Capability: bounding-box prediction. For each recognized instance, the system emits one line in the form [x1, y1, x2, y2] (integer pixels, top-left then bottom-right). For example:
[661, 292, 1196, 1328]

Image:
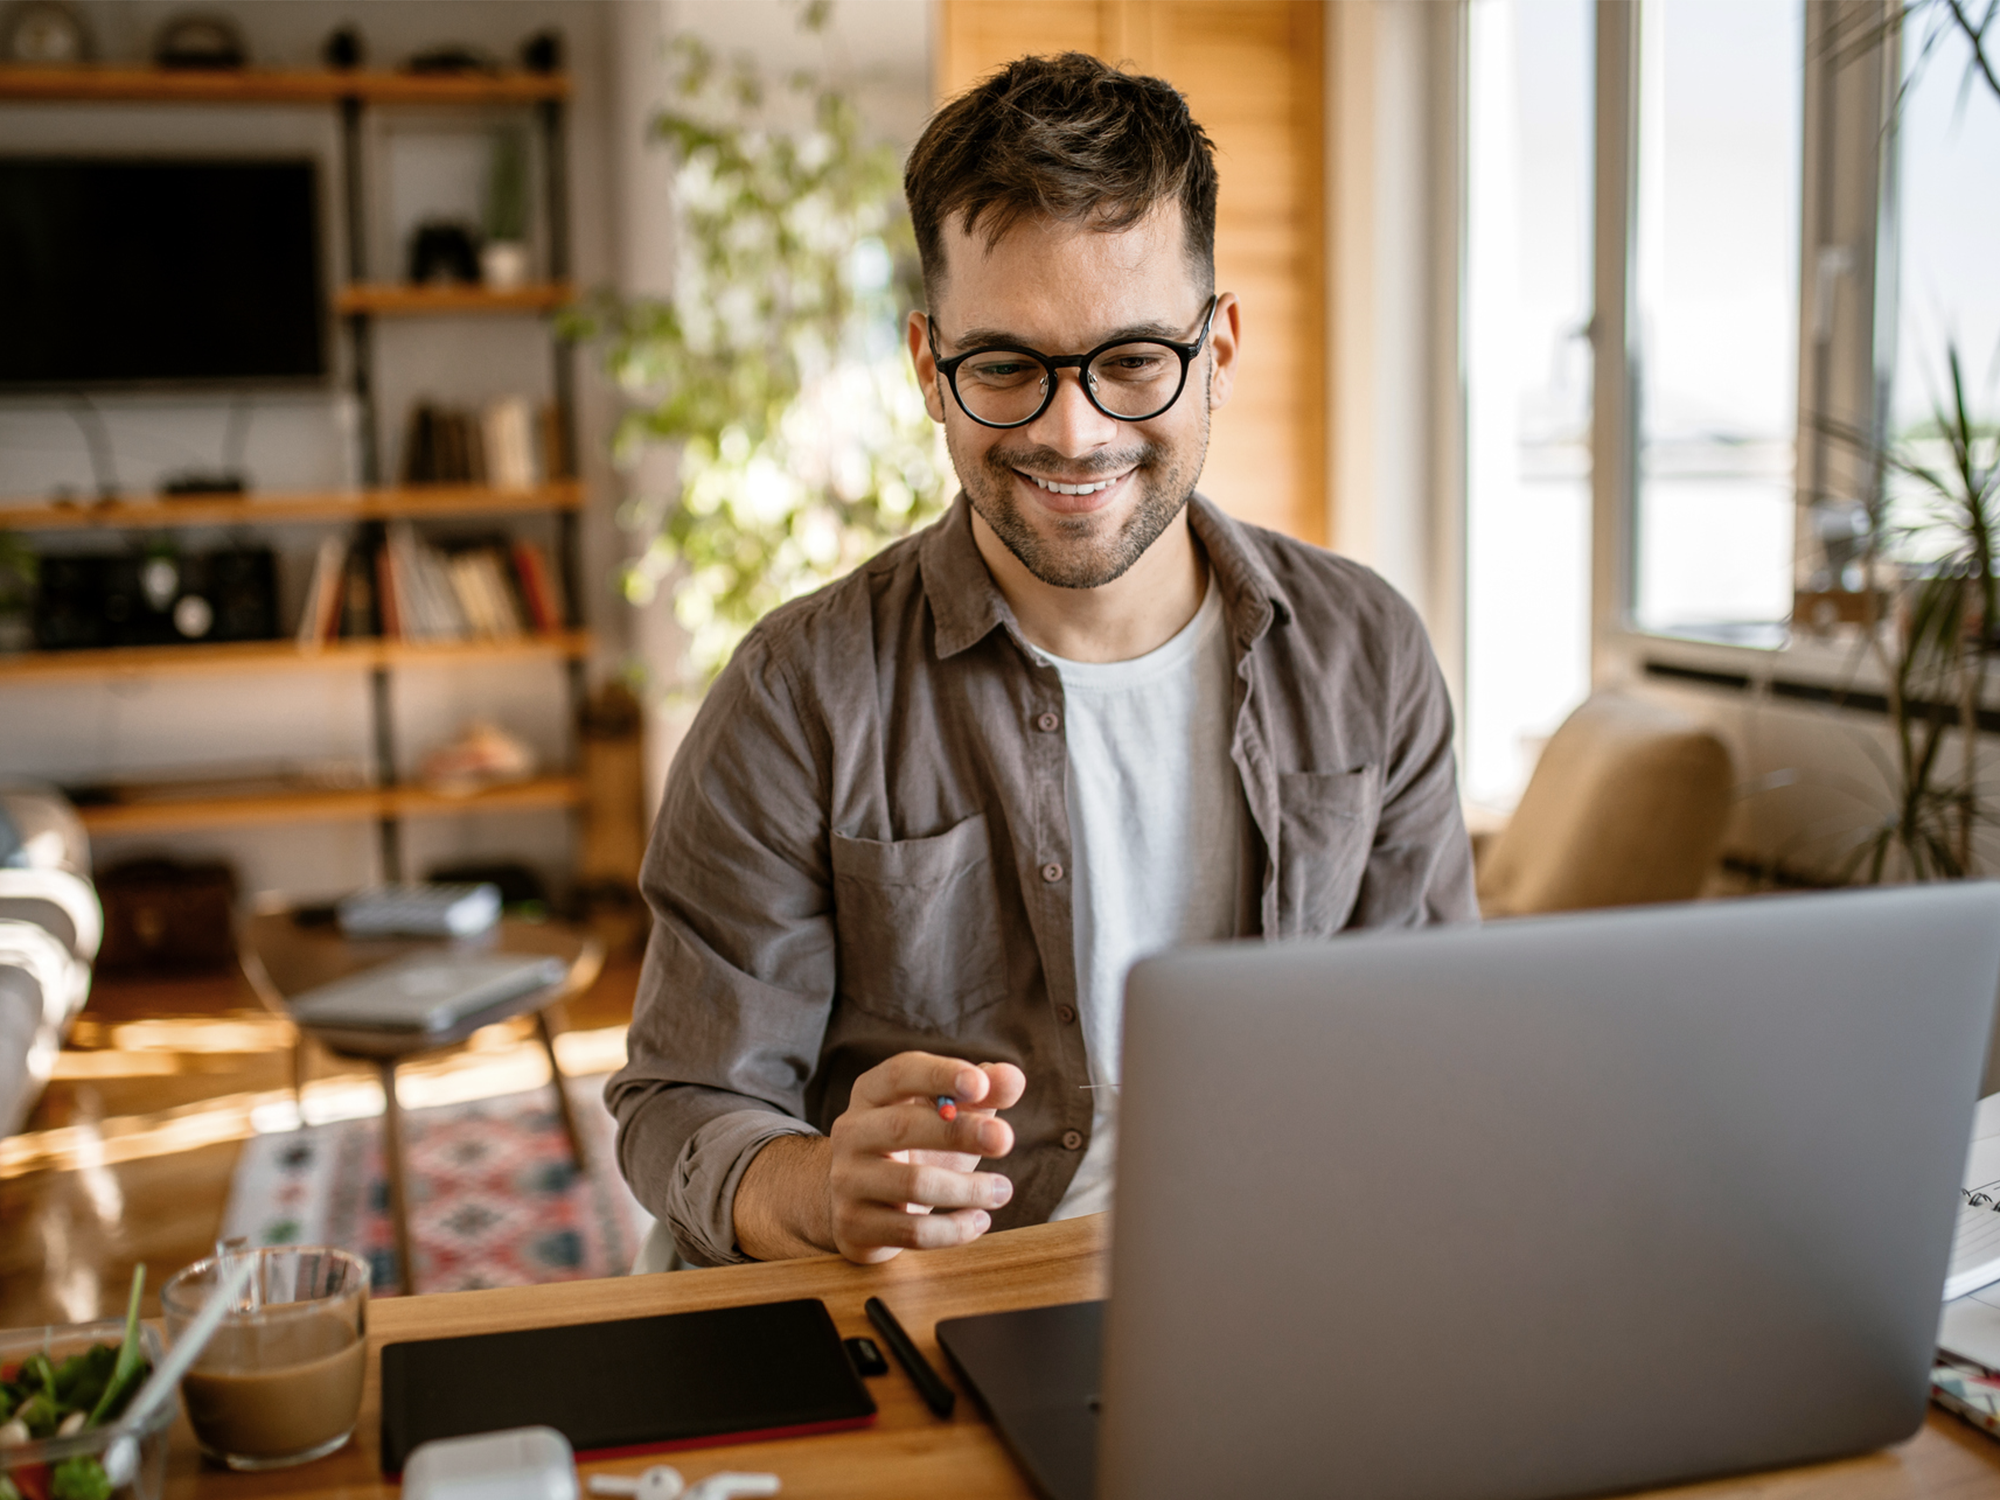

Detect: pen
[864, 1296, 956, 1419]
[934, 1094, 958, 1121]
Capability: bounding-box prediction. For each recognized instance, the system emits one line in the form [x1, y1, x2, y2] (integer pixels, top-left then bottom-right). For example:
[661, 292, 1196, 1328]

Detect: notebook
[286, 952, 566, 1032]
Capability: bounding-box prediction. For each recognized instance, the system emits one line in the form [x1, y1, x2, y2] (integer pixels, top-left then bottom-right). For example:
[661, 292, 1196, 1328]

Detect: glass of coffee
[161, 1245, 369, 1471]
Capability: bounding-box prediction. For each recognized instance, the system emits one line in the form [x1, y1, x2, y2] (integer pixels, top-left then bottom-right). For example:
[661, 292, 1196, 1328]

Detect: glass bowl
[0, 1319, 171, 1500]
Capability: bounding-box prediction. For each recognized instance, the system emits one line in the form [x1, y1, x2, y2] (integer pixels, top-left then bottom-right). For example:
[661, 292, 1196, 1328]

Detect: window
[1630, 0, 1803, 642]
[1464, 0, 1594, 806]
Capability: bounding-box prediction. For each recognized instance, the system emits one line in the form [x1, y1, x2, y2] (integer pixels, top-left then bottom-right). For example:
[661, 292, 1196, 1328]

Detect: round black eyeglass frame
[928, 294, 1221, 430]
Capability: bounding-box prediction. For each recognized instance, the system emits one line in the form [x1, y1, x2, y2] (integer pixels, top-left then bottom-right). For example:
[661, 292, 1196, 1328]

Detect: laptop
[286, 951, 567, 1032]
[938, 885, 2000, 1500]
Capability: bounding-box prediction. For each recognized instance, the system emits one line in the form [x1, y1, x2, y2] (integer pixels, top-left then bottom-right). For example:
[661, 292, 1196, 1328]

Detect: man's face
[908, 205, 1238, 591]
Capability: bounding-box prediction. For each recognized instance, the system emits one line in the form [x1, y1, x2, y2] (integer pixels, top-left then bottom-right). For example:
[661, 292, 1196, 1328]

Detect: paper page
[1946, 1095, 2000, 1301]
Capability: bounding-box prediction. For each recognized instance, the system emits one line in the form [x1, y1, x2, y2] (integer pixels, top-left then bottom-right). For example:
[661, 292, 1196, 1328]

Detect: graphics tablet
[379, 1299, 875, 1472]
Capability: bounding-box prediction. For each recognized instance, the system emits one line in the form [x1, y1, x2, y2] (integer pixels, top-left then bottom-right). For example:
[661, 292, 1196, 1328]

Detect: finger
[851, 1051, 986, 1111]
[840, 1100, 1011, 1160]
[838, 1156, 1015, 1213]
[836, 1203, 993, 1253]
[965, 1061, 1027, 1113]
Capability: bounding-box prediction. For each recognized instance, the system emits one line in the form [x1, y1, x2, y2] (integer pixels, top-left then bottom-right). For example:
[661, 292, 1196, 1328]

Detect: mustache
[982, 443, 1164, 480]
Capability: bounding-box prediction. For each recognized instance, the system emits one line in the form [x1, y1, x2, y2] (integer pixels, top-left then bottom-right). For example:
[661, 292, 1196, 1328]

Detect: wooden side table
[237, 908, 605, 1293]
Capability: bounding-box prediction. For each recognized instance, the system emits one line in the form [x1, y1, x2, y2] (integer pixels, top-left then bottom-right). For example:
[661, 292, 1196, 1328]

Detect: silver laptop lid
[1100, 885, 2000, 1500]
[287, 952, 565, 1032]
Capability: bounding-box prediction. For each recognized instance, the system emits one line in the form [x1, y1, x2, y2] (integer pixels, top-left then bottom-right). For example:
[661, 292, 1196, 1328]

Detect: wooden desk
[154, 1214, 2000, 1500]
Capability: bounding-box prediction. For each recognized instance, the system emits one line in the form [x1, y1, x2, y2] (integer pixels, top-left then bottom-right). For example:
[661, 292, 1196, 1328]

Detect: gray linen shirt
[607, 492, 1477, 1265]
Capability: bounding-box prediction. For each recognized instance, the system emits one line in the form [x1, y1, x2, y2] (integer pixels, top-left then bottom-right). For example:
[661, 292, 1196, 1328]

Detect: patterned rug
[220, 1074, 654, 1295]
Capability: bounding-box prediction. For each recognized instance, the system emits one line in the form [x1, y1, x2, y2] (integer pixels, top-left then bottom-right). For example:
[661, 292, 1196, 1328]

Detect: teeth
[1026, 472, 1126, 497]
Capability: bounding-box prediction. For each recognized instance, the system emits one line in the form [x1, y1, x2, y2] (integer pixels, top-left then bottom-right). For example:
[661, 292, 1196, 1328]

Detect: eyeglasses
[927, 295, 1220, 430]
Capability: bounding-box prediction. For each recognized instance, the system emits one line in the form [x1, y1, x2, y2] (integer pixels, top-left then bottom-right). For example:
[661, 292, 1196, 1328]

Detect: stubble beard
[948, 389, 1212, 592]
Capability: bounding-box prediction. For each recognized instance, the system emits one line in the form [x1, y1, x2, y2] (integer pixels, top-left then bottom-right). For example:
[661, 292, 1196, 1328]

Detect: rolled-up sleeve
[604, 627, 836, 1266]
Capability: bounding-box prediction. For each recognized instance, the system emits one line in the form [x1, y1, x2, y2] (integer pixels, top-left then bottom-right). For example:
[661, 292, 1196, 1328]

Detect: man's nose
[1022, 367, 1119, 455]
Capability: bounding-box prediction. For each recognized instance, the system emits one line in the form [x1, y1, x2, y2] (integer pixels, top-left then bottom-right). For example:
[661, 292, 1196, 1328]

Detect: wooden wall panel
[933, 0, 1327, 544]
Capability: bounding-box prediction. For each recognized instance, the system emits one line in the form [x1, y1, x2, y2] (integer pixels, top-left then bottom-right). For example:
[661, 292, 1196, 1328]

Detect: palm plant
[1818, 351, 2000, 881]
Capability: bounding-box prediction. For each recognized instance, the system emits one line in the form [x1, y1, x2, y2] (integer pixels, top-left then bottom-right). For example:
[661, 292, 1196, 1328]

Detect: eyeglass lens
[955, 342, 1185, 425]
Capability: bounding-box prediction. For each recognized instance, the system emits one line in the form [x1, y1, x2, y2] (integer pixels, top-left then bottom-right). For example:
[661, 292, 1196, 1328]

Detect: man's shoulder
[729, 519, 934, 679]
[1211, 507, 1429, 652]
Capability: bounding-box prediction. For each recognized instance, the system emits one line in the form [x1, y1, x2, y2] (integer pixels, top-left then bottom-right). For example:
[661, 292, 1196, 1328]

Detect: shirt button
[1056, 1004, 1077, 1025]
[1061, 1129, 1084, 1150]
[1037, 711, 1060, 732]
[1041, 861, 1064, 883]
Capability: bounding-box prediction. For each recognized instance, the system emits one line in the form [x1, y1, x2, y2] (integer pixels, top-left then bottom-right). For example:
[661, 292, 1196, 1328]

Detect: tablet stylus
[865, 1296, 956, 1419]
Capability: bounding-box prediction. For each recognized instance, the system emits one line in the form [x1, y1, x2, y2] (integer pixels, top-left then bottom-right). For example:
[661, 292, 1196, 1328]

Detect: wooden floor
[0, 948, 642, 1330]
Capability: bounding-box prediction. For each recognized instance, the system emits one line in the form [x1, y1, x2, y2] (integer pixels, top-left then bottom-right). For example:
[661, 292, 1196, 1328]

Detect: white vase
[480, 242, 530, 291]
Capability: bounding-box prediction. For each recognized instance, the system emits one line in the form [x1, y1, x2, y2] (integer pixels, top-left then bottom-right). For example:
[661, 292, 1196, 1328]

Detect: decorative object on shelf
[519, 29, 562, 76]
[566, 6, 947, 689]
[0, 0, 92, 64]
[161, 470, 247, 497]
[480, 127, 532, 291]
[95, 856, 238, 974]
[408, 220, 481, 286]
[420, 720, 536, 797]
[322, 23, 364, 71]
[32, 545, 277, 650]
[403, 43, 499, 77]
[153, 10, 247, 70]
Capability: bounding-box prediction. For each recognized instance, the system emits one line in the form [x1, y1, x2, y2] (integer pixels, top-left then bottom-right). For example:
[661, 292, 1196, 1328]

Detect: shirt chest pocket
[1274, 767, 1381, 936]
[829, 812, 1010, 1034]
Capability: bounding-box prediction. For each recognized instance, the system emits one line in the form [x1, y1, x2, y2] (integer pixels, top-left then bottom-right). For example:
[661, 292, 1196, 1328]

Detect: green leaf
[87, 1264, 146, 1428]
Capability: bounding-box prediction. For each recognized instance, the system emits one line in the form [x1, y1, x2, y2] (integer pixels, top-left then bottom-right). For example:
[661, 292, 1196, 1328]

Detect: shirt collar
[919, 490, 1295, 661]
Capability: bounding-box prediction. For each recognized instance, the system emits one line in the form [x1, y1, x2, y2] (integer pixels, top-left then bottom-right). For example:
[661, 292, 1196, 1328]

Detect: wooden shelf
[0, 65, 568, 105]
[335, 283, 573, 317]
[76, 774, 585, 836]
[0, 481, 584, 533]
[0, 630, 591, 684]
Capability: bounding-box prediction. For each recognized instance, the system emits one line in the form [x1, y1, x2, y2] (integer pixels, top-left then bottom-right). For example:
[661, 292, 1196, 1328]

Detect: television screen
[0, 157, 325, 388]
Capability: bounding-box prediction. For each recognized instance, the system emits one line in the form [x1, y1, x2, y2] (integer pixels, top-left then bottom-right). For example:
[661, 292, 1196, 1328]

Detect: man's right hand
[733, 1052, 1025, 1264]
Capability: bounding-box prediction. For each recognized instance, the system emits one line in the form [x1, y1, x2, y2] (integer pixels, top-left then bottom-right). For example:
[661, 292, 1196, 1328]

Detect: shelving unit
[75, 775, 586, 837]
[0, 481, 584, 533]
[0, 63, 589, 883]
[0, 630, 592, 685]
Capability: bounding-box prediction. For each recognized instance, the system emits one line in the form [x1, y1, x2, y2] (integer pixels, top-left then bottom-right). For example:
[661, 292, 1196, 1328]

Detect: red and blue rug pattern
[221, 1075, 654, 1295]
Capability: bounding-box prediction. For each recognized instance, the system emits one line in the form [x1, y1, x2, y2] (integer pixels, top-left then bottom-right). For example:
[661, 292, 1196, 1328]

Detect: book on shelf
[293, 525, 563, 647]
[401, 395, 551, 488]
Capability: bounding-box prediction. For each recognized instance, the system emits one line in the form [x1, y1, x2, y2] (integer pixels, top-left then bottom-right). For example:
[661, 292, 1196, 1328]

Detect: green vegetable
[0, 1474, 21, 1500]
[86, 1266, 145, 1428]
[50, 1456, 113, 1500]
[52, 1348, 113, 1417]
[19, 1355, 54, 1397]
[15, 1390, 58, 1437]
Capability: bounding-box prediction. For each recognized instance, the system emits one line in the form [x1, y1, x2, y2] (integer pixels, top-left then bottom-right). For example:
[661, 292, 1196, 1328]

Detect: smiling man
[608, 53, 1477, 1267]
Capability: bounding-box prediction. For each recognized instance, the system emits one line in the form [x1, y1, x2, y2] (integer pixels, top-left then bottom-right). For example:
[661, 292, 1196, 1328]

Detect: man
[609, 52, 1476, 1268]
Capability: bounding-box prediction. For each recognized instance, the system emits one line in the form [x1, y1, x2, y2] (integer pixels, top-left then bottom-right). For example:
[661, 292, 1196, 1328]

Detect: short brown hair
[903, 52, 1219, 302]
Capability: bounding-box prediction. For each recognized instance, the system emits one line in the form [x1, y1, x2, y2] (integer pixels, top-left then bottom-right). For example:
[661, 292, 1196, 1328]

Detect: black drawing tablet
[379, 1298, 876, 1472]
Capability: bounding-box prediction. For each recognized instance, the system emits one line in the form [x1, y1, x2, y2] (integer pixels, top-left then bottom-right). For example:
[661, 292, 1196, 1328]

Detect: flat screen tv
[0, 157, 325, 388]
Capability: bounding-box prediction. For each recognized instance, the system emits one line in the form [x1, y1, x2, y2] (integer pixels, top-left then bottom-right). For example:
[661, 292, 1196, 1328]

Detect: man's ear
[907, 310, 946, 423]
[1205, 292, 1241, 411]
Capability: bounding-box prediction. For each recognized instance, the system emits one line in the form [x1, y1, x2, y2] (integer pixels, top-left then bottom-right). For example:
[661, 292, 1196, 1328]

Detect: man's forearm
[732, 1133, 836, 1260]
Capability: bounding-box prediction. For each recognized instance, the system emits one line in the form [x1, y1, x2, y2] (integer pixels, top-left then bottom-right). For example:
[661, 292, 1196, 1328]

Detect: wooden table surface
[146, 1213, 2000, 1500]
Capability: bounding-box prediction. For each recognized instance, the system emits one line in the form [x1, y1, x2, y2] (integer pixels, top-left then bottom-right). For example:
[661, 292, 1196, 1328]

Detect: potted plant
[565, 3, 947, 692]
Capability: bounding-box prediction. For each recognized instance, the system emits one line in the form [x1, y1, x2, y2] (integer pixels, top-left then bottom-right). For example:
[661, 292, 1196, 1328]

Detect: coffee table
[237, 908, 604, 1293]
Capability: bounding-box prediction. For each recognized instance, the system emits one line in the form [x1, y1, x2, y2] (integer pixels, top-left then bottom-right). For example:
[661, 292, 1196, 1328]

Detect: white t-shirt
[1039, 579, 1247, 1220]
